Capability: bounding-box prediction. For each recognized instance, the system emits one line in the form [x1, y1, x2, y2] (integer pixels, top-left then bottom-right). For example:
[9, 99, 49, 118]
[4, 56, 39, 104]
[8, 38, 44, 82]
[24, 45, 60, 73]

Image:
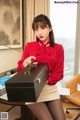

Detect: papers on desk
[56, 81, 70, 95]
[0, 76, 11, 86]
[0, 76, 12, 96]
[77, 83, 80, 91]
[0, 93, 8, 100]
[57, 88, 70, 95]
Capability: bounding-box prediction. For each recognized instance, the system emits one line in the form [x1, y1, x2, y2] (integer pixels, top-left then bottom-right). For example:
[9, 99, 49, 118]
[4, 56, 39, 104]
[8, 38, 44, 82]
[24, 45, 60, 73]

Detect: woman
[17, 14, 66, 120]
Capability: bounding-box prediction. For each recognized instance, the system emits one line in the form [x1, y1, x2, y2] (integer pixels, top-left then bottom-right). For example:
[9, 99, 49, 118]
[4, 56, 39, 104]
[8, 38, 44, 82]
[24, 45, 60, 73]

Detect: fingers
[29, 56, 36, 59]
[33, 62, 38, 65]
[23, 56, 36, 67]
[23, 60, 28, 67]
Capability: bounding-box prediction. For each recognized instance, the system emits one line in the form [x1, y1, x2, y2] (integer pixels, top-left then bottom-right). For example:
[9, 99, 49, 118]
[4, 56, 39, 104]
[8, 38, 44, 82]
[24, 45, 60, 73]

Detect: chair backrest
[65, 74, 80, 94]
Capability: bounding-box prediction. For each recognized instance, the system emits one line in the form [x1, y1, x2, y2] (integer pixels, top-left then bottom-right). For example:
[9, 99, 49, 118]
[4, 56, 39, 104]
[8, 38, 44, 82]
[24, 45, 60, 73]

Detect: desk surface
[0, 93, 25, 106]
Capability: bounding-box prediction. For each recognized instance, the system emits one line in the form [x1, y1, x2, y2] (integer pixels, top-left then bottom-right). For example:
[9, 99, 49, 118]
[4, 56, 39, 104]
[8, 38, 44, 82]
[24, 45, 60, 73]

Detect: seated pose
[17, 14, 66, 120]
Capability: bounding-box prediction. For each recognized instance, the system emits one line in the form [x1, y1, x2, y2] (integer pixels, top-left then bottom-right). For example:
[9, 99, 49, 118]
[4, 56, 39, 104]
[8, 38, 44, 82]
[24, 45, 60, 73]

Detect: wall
[0, 0, 22, 73]
[0, 49, 22, 73]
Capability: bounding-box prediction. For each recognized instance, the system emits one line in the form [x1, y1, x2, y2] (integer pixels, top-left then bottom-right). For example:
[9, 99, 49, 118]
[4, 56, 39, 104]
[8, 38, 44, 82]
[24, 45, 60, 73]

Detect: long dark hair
[32, 14, 55, 46]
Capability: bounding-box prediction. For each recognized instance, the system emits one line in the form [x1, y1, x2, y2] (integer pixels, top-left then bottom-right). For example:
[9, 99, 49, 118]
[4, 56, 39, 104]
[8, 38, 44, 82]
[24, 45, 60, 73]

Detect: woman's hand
[23, 56, 36, 67]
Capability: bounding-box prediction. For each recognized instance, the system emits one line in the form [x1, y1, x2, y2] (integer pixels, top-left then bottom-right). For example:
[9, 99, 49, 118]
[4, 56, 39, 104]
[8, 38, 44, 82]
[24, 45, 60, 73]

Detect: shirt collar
[38, 40, 50, 47]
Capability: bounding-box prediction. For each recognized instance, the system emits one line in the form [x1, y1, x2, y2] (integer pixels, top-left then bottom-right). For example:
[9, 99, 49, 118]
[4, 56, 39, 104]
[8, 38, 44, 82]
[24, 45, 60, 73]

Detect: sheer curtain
[24, 0, 50, 43]
[74, 2, 80, 75]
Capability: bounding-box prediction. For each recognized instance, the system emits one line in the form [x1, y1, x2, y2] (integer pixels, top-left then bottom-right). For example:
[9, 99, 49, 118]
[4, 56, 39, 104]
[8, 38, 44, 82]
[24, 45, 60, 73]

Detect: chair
[65, 74, 80, 120]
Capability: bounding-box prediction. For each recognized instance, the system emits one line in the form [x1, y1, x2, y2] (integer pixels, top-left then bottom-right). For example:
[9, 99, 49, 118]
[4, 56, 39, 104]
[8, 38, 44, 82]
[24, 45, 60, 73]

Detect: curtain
[74, 2, 80, 75]
[24, 0, 50, 44]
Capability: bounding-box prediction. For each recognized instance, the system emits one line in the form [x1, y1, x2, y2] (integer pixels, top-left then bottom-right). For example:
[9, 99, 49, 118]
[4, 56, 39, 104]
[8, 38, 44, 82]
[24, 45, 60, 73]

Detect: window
[50, 0, 77, 81]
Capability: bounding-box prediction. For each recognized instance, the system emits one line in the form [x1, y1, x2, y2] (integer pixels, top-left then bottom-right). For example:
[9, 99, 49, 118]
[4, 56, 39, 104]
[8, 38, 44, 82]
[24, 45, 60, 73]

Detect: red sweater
[17, 40, 64, 85]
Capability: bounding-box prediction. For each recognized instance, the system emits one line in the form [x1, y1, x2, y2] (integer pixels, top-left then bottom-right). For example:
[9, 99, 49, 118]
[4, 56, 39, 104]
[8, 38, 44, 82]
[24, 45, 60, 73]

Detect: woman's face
[34, 24, 52, 44]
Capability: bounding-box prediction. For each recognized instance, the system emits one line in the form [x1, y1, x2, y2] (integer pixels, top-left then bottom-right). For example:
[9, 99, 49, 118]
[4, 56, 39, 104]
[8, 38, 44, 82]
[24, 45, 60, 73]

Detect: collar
[38, 40, 50, 47]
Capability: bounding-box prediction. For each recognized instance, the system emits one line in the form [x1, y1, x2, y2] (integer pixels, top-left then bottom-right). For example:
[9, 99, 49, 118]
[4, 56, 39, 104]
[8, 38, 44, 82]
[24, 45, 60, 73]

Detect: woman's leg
[27, 102, 54, 120]
[47, 99, 66, 120]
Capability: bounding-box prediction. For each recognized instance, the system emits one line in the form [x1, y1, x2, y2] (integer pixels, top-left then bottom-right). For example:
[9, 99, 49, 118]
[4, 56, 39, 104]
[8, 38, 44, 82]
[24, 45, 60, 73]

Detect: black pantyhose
[27, 99, 66, 120]
[46, 99, 66, 120]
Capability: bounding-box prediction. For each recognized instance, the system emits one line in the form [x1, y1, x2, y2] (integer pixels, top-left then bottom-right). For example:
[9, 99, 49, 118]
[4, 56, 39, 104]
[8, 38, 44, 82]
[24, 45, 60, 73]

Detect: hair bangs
[33, 21, 48, 30]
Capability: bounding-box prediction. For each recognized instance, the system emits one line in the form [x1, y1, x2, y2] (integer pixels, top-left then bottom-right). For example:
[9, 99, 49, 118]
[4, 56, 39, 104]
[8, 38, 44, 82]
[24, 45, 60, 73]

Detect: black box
[5, 64, 48, 102]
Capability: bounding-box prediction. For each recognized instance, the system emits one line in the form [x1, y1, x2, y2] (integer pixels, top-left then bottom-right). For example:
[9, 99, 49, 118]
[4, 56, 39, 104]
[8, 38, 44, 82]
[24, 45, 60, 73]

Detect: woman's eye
[35, 28, 38, 31]
[41, 26, 45, 29]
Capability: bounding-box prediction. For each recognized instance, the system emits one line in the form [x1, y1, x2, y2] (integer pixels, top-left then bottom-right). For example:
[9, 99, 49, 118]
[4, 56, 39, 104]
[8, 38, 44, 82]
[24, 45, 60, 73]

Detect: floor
[8, 106, 20, 120]
[62, 100, 80, 120]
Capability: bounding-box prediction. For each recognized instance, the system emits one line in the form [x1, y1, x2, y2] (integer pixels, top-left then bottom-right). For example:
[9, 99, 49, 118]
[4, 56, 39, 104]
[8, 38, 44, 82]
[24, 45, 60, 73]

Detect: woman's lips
[39, 36, 44, 39]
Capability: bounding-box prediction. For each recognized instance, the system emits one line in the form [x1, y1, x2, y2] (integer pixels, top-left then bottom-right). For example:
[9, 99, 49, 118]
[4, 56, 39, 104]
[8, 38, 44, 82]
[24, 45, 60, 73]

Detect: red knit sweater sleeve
[16, 43, 29, 72]
[48, 45, 64, 85]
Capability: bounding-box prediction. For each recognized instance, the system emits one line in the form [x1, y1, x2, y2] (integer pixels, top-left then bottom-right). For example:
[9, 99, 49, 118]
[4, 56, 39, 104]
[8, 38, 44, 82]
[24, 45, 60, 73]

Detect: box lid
[5, 64, 48, 88]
